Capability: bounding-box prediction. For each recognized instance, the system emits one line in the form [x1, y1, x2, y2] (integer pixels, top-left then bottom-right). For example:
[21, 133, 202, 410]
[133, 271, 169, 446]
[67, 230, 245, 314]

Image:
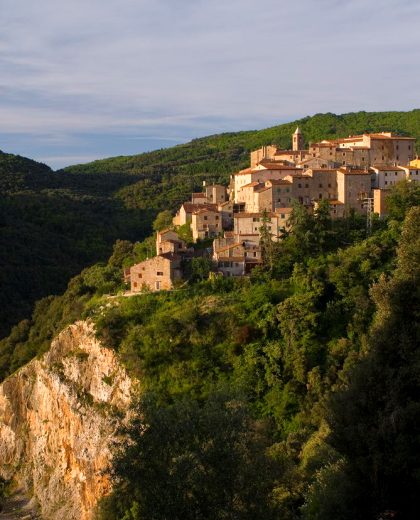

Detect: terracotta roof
[234, 212, 276, 218]
[237, 167, 256, 175]
[158, 227, 176, 236]
[370, 166, 403, 171]
[242, 181, 262, 188]
[338, 167, 370, 175]
[160, 252, 182, 262]
[182, 202, 218, 212]
[265, 179, 292, 185]
[215, 243, 243, 253]
[259, 161, 303, 170]
[309, 168, 337, 173]
[193, 207, 220, 215]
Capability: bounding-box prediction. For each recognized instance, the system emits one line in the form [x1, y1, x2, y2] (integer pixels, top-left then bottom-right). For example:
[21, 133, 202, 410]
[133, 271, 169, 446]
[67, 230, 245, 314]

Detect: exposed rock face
[0, 321, 133, 520]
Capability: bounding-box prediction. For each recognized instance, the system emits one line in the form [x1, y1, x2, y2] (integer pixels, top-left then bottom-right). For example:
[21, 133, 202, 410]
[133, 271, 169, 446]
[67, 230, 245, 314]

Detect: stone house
[234, 212, 280, 244]
[191, 207, 222, 241]
[336, 167, 372, 214]
[173, 202, 218, 226]
[373, 188, 391, 218]
[156, 229, 187, 255]
[213, 241, 262, 277]
[399, 166, 420, 183]
[370, 166, 408, 189]
[232, 164, 303, 202]
[130, 253, 183, 292]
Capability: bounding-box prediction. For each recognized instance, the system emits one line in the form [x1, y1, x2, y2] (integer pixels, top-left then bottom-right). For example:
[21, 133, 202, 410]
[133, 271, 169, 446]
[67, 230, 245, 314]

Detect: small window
[319, 183, 323, 188]
[157, 271, 163, 276]
[305, 183, 309, 188]
[281, 213, 285, 219]
[395, 172, 398, 176]
[204, 216, 208, 220]
[133, 282, 138, 288]
[385, 181, 388, 185]
[215, 215, 219, 220]
[138, 273, 142, 279]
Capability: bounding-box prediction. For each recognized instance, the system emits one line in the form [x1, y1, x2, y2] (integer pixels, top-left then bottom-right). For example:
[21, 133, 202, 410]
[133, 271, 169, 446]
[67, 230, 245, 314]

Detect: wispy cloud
[0, 0, 419, 168]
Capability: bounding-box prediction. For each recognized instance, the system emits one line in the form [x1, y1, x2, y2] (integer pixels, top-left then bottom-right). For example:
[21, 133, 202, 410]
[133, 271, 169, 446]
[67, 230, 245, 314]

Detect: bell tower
[292, 127, 303, 151]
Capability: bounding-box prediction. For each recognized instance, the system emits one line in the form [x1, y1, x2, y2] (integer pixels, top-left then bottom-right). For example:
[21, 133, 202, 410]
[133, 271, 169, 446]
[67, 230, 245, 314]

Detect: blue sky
[0, 0, 419, 169]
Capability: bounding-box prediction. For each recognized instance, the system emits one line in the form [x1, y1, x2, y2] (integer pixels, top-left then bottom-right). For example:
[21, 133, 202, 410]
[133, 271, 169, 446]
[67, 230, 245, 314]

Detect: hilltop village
[125, 129, 419, 292]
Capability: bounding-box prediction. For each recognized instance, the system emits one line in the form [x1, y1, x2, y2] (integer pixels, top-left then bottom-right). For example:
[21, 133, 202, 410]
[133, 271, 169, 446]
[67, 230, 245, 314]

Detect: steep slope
[2, 110, 420, 340]
[0, 152, 152, 339]
[0, 321, 133, 520]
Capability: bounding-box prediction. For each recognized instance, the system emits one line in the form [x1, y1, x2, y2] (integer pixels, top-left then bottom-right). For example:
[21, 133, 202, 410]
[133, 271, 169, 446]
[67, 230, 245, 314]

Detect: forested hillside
[1, 179, 418, 519]
[2, 109, 420, 339]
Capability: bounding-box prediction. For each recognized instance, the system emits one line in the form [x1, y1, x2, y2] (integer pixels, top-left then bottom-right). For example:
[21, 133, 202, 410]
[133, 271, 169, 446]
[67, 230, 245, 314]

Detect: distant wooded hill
[1, 109, 419, 337]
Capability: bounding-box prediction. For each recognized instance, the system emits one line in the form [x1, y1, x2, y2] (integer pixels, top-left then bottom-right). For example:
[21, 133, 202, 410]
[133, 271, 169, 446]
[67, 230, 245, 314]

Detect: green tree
[99, 393, 279, 520]
[152, 210, 174, 232]
[317, 207, 420, 519]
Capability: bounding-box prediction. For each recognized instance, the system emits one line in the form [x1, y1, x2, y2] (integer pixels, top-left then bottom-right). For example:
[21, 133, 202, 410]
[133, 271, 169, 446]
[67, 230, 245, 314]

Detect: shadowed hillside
[1, 110, 419, 338]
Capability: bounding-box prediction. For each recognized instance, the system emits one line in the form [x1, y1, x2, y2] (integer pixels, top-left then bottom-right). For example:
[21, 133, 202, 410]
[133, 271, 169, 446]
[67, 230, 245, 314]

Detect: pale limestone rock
[0, 321, 134, 520]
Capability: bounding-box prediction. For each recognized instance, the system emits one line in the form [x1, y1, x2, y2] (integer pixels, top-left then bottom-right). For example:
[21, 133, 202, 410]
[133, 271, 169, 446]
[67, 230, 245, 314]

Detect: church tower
[292, 127, 304, 151]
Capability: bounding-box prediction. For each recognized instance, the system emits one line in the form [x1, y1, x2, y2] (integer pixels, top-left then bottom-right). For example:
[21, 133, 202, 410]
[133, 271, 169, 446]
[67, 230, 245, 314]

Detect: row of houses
[124, 129, 419, 292]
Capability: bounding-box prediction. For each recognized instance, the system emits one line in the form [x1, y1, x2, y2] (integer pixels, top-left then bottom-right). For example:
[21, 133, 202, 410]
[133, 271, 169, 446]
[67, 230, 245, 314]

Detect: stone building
[130, 254, 183, 292]
[156, 229, 188, 255]
[336, 167, 372, 214]
[191, 206, 222, 241]
[370, 166, 406, 189]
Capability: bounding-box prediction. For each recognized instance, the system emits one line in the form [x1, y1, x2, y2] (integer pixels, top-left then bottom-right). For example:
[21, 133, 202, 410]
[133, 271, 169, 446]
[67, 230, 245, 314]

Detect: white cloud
[0, 0, 419, 166]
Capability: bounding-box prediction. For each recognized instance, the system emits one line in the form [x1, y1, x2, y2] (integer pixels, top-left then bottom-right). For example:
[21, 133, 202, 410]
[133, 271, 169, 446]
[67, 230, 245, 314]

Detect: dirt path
[0, 490, 40, 520]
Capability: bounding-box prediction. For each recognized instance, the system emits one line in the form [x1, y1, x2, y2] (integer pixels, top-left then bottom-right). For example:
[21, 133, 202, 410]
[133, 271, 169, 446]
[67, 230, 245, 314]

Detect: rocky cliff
[0, 321, 133, 520]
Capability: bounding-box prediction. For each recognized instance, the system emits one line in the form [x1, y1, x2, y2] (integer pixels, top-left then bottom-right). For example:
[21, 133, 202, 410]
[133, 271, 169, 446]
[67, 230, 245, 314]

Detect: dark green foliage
[1, 110, 420, 518]
[99, 393, 279, 520]
[2, 110, 420, 339]
[310, 207, 420, 520]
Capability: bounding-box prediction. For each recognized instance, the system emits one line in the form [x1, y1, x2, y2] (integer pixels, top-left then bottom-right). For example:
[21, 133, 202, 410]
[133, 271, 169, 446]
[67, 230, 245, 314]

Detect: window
[305, 183, 309, 188]
[133, 282, 138, 288]
[385, 181, 388, 185]
[395, 172, 398, 176]
[319, 193, 322, 199]
[385, 172, 387, 176]
[157, 271, 163, 276]
[138, 273, 142, 279]
[253, 252, 257, 257]
[319, 183, 323, 188]
[328, 183, 331, 188]
[215, 216, 219, 220]
[155, 281, 160, 290]
[204, 216, 208, 220]
[281, 213, 285, 219]
[253, 217, 259, 222]
[298, 183, 302, 188]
